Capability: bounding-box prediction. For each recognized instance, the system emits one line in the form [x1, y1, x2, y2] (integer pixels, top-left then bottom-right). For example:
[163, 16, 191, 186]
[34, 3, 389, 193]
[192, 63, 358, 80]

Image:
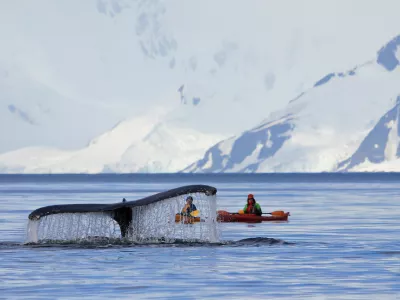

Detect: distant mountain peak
[377, 34, 400, 71]
[184, 33, 400, 173]
[337, 95, 400, 171]
[184, 114, 295, 173]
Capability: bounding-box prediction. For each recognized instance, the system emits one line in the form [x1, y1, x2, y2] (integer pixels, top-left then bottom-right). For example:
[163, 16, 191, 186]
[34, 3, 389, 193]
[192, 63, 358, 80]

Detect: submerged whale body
[28, 185, 217, 239]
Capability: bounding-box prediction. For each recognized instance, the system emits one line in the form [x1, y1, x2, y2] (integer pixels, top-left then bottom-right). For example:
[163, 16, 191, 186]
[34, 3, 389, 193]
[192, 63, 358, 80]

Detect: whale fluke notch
[28, 184, 217, 238]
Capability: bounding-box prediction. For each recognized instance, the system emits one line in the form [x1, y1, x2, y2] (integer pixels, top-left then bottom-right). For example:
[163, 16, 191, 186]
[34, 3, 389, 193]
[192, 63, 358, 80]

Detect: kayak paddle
[190, 210, 200, 217]
[263, 211, 286, 216]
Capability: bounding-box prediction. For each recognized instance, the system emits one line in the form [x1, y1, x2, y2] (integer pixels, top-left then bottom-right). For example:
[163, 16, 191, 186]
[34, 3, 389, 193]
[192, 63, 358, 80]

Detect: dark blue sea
[0, 173, 399, 299]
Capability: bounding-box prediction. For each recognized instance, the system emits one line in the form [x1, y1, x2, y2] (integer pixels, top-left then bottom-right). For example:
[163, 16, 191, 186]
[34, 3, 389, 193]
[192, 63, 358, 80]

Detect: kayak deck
[217, 210, 290, 223]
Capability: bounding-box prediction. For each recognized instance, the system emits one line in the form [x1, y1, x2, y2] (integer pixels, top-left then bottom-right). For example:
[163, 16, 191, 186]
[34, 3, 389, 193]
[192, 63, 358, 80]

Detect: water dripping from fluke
[25, 185, 220, 245]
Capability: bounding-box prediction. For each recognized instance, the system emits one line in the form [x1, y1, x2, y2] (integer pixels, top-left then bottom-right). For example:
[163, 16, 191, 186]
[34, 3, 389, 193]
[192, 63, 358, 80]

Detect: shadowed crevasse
[314, 73, 336, 87]
[8, 104, 36, 125]
[313, 68, 358, 89]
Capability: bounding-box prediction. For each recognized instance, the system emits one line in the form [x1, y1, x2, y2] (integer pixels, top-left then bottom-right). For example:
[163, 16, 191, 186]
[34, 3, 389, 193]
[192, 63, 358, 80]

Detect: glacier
[1, 1, 400, 172]
[0, 112, 223, 173]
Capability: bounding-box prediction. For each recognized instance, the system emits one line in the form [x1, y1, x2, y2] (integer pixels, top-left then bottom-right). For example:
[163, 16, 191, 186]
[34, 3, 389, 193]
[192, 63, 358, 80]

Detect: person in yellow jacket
[181, 196, 197, 216]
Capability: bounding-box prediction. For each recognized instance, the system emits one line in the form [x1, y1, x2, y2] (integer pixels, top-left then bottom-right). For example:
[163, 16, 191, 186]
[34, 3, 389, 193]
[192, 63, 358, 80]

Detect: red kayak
[217, 210, 290, 223]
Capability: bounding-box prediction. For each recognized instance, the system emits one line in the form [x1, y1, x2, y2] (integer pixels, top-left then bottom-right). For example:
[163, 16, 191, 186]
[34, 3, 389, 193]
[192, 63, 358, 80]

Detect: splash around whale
[26, 185, 220, 244]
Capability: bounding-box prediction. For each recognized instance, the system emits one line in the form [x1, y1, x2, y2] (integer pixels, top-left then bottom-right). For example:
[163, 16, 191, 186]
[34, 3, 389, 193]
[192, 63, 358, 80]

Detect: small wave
[1, 236, 294, 249]
[233, 237, 295, 246]
[0, 241, 23, 249]
[23, 236, 226, 249]
[375, 250, 400, 256]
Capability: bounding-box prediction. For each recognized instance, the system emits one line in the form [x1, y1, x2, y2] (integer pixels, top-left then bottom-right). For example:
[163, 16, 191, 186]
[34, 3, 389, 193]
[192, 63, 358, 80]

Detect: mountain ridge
[2, 0, 400, 153]
[184, 34, 400, 173]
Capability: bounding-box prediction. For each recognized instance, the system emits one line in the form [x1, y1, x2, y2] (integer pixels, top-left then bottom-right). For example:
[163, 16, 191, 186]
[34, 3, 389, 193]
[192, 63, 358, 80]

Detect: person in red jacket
[243, 194, 262, 216]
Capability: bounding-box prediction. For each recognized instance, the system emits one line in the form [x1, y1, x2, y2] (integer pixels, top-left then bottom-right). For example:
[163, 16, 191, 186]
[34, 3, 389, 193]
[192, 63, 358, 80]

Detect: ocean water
[0, 173, 399, 299]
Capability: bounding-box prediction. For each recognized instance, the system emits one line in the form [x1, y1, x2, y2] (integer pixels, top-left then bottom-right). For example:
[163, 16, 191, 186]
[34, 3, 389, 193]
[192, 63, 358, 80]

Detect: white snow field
[1, 0, 400, 172]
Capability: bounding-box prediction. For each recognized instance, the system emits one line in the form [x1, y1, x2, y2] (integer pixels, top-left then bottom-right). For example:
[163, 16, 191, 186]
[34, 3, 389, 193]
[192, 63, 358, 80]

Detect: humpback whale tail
[27, 185, 218, 244]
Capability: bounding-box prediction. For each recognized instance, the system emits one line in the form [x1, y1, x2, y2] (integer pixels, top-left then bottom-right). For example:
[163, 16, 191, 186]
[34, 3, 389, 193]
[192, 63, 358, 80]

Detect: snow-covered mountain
[2, 1, 400, 173]
[0, 62, 126, 153]
[184, 34, 400, 173]
[2, 0, 400, 154]
[0, 111, 223, 173]
[338, 96, 400, 172]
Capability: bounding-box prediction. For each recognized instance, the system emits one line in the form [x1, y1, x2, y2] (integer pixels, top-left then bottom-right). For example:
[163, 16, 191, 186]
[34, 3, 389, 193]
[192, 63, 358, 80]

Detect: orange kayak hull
[217, 210, 290, 223]
[174, 211, 290, 224]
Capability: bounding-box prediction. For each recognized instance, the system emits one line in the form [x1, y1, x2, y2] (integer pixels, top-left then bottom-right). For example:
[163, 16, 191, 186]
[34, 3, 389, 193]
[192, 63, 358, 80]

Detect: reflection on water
[0, 174, 399, 299]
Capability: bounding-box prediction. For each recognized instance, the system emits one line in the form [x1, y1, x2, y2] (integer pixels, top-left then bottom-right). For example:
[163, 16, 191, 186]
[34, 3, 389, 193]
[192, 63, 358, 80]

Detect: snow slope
[0, 110, 223, 173]
[338, 96, 400, 171]
[103, 122, 224, 173]
[0, 62, 126, 153]
[184, 34, 400, 173]
[350, 158, 400, 172]
[2, 0, 400, 154]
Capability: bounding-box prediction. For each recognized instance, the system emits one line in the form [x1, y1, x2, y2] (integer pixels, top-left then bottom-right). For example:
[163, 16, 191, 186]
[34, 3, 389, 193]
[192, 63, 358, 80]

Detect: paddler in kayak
[243, 194, 262, 216]
[181, 196, 197, 216]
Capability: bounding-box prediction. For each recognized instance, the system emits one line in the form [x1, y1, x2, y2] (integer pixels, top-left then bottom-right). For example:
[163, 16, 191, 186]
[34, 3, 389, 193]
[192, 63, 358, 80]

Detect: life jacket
[246, 199, 257, 214]
[187, 203, 196, 213]
[183, 203, 197, 214]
